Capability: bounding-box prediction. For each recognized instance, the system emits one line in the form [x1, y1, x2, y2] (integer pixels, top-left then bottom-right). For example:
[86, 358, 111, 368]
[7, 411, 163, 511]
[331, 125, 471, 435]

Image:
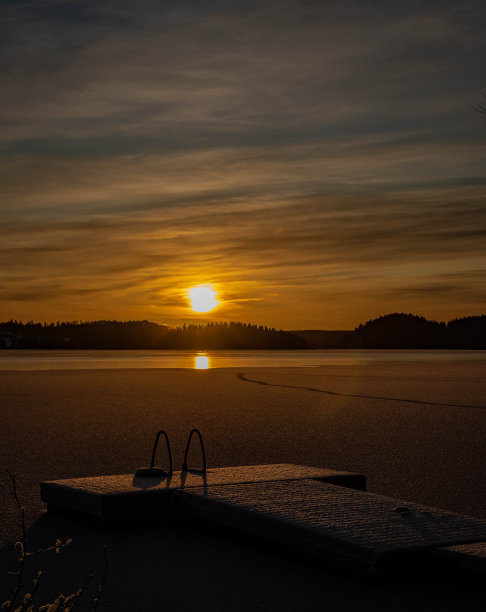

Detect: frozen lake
[1, 348, 485, 370]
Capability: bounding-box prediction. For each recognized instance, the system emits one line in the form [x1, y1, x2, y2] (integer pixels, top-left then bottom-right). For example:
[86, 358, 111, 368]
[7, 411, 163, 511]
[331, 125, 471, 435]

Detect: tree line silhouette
[0, 320, 305, 350]
[342, 313, 486, 349]
[0, 313, 484, 349]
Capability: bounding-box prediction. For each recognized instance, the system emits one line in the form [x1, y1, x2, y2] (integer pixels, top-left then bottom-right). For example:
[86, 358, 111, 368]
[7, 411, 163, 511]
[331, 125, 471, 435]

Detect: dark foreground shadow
[1, 511, 485, 612]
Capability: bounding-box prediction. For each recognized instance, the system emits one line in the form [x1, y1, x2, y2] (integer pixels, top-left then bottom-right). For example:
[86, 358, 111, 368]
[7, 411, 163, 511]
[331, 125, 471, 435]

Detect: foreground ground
[1, 362, 485, 610]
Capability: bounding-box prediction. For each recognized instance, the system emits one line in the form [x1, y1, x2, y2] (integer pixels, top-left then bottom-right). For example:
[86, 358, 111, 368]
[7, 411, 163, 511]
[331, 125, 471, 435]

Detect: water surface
[0, 349, 485, 370]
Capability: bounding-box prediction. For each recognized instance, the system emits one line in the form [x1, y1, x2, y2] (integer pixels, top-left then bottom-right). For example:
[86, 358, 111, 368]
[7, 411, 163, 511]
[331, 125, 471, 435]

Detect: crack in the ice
[236, 373, 486, 410]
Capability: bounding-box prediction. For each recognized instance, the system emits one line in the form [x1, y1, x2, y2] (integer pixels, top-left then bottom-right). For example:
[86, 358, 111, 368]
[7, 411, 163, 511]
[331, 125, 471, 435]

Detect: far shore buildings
[0, 333, 14, 348]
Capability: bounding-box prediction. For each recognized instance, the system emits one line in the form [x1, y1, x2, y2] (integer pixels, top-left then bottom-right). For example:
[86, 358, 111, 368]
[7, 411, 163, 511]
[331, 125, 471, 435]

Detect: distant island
[0, 313, 485, 349]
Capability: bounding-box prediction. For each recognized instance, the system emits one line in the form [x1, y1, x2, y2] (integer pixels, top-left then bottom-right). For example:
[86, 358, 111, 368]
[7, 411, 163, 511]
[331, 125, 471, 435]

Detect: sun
[188, 285, 219, 313]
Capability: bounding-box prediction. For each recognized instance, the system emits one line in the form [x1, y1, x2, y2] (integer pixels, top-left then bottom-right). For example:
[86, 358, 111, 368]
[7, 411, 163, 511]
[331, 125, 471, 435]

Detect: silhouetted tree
[2, 315, 485, 350]
[447, 315, 486, 349]
[0, 320, 305, 350]
[473, 93, 486, 116]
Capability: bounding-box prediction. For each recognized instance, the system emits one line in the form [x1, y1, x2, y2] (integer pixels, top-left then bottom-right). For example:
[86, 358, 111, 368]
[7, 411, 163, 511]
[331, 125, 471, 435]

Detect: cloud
[1, 0, 485, 327]
[2, 186, 485, 324]
[2, 1, 485, 152]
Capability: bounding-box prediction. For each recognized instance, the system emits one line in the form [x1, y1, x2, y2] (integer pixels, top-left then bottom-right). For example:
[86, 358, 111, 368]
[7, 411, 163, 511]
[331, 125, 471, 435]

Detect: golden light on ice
[188, 285, 219, 313]
[195, 354, 210, 369]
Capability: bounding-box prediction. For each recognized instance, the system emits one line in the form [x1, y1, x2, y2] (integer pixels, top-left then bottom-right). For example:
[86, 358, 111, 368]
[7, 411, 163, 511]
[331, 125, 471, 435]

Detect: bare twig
[5, 470, 27, 611]
[3, 471, 109, 611]
[68, 573, 94, 611]
[15, 570, 42, 612]
[472, 92, 486, 115]
[92, 546, 109, 611]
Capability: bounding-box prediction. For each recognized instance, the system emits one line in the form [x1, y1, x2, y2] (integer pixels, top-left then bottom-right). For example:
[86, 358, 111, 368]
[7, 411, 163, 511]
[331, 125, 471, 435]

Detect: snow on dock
[41, 463, 365, 521]
[174, 479, 486, 575]
[41, 464, 486, 576]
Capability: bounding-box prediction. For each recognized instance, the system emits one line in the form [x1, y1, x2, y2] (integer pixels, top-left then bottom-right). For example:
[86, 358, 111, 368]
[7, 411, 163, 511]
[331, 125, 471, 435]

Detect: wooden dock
[41, 464, 486, 576]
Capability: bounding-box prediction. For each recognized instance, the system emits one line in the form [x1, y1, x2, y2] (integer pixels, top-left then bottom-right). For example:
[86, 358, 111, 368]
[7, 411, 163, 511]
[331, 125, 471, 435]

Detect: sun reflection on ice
[195, 354, 210, 369]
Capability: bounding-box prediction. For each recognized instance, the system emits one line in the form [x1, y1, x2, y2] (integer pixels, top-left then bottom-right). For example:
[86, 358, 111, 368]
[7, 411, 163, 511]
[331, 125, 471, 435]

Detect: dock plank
[173, 479, 486, 575]
[41, 464, 365, 520]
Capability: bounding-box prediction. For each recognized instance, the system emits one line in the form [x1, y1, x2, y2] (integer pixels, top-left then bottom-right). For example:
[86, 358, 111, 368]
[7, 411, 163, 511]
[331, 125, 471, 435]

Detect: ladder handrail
[182, 428, 207, 473]
[150, 429, 173, 475]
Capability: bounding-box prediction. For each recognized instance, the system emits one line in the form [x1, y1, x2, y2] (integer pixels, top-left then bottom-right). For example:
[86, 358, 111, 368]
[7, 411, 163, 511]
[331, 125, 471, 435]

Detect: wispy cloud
[1, 0, 485, 327]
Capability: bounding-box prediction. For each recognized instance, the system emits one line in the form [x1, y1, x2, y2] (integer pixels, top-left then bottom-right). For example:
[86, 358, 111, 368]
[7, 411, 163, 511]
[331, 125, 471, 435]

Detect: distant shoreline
[1, 313, 485, 349]
[2, 346, 486, 351]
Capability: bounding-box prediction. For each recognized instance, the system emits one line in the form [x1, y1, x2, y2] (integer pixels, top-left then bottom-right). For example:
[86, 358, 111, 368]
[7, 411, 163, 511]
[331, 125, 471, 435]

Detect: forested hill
[1, 314, 485, 349]
[343, 313, 486, 349]
[0, 320, 305, 350]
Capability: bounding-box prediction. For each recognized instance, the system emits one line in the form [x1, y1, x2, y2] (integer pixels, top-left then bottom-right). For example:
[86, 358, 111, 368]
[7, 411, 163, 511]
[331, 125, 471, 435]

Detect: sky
[1, 0, 485, 330]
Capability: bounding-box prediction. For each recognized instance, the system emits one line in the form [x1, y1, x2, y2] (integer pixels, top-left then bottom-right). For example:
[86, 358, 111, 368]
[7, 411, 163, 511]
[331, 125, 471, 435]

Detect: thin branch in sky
[472, 92, 486, 114]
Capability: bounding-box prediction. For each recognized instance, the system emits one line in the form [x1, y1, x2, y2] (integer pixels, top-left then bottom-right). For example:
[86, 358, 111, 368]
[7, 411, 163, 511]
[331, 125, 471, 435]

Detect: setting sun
[188, 285, 219, 313]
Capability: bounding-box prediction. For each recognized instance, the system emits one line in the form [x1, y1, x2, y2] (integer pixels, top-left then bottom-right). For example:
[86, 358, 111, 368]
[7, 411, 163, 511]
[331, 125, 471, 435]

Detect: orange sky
[1, 1, 485, 329]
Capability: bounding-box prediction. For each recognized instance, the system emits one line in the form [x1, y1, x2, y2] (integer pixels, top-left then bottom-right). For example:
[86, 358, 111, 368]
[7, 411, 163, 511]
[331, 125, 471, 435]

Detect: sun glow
[188, 285, 219, 313]
[195, 354, 210, 369]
